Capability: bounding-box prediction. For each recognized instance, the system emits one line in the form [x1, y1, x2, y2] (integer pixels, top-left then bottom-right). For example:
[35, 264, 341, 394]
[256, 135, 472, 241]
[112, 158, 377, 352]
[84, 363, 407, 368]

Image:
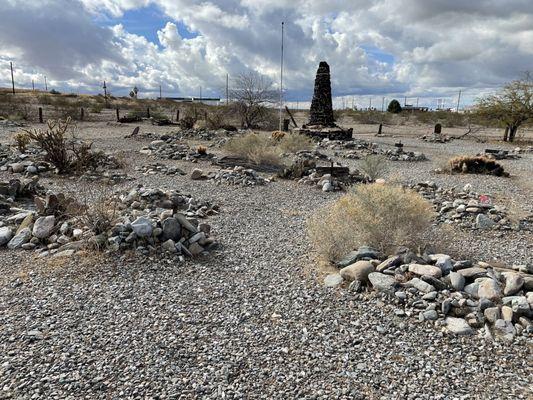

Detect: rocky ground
[0, 119, 532, 399]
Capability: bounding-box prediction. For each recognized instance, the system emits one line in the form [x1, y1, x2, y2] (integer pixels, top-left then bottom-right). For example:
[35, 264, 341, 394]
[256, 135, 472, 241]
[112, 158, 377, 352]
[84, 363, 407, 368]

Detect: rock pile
[410, 182, 531, 231]
[0, 184, 220, 259]
[209, 167, 269, 186]
[175, 128, 236, 142]
[298, 167, 368, 192]
[325, 245, 533, 341]
[320, 139, 427, 161]
[141, 139, 215, 162]
[136, 163, 186, 176]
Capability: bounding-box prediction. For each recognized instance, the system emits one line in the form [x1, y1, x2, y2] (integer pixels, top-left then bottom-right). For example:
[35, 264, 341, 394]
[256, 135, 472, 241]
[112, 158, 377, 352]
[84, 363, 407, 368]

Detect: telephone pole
[44, 76, 47, 91]
[279, 21, 285, 131]
[381, 97, 385, 112]
[10, 62, 15, 94]
[369, 97, 372, 110]
[159, 85, 162, 100]
[456, 90, 462, 113]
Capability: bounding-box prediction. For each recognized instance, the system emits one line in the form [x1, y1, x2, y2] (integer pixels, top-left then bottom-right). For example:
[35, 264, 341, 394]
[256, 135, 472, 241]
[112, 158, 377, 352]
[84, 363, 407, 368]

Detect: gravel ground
[0, 121, 532, 399]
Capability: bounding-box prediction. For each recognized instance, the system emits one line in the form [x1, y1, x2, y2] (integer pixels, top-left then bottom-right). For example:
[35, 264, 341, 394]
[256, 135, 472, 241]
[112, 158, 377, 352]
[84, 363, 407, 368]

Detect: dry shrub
[308, 183, 434, 262]
[358, 154, 388, 180]
[197, 145, 207, 155]
[206, 108, 229, 130]
[81, 187, 118, 235]
[224, 132, 282, 166]
[24, 117, 105, 173]
[13, 132, 31, 153]
[271, 131, 285, 141]
[448, 156, 507, 176]
[277, 132, 314, 153]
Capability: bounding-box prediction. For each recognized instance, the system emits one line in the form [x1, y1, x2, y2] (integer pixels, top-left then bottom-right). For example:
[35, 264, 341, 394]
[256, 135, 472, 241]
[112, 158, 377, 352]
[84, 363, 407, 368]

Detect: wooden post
[146, 107, 150, 118]
[284, 105, 298, 127]
[378, 123, 382, 135]
[10, 62, 15, 94]
[176, 109, 180, 121]
[204, 110, 208, 124]
[159, 85, 162, 100]
[80, 107, 84, 121]
[38, 107, 43, 123]
[282, 119, 290, 132]
[116, 108, 120, 122]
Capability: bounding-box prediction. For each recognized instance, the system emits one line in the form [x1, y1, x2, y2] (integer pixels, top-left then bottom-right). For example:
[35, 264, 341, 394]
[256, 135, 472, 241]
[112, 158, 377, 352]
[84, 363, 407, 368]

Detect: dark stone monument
[296, 61, 352, 141]
[309, 61, 335, 127]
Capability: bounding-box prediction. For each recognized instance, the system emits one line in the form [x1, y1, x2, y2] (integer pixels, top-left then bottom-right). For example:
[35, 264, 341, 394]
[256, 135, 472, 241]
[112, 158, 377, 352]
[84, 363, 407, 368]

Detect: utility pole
[159, 85, 162, 100]
[456, 90, 462, 113]
[199, 86, 202, 103]
[103, 81, 108, 107]
[32, 79, 35, 91]
[369, 97, 372, 110]
[279, 21, 285, 132]
[10, 62, 15, 94]
[226, 73, 229, 105]
[44, 76, 48, 91]
[416, 97, 419, 107]
[381, 97, 385, 112]
[404, 96, 407, 106]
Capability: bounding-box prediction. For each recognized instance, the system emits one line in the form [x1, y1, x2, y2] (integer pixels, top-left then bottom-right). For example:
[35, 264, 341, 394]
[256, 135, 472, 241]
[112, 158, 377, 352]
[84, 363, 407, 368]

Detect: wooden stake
[38, 107, 43, 123]
[116, 108, 120, 122]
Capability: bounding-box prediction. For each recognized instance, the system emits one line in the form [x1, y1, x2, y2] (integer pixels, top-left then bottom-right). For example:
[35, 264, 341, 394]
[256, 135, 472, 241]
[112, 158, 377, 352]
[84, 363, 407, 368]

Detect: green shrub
[387, 99, 402, 113]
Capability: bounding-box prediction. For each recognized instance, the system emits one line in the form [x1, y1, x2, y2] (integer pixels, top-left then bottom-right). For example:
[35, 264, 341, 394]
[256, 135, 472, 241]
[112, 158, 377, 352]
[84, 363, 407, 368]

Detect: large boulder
[445, 317, 473, 335]
[7, 227, 31, 249]
[162, 217, 181, 241]
[502, 273, 524, 296]
[32, 216, 55, 239]
[0, 227, 13, 246]
[368, 272, 397, 292]
[408, 263, 442, 278]
[340, 261, 375, 282]
[478, 278, 502, 301]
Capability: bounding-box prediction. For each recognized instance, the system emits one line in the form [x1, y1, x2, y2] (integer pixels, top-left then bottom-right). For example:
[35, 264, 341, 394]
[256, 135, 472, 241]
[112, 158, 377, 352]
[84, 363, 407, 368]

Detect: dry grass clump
[448, 155, 507, 176]
[224, 132, 282, 166]
[277, 132, 314, 153]
[224, 132, 314, 166]
[308, 183, 434, 262]
[358, 154, 388, 180]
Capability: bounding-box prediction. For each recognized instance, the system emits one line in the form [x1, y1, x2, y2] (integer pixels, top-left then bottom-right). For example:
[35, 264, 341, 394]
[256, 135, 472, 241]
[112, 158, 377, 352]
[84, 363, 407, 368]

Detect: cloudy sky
[1, 0, 532, 108]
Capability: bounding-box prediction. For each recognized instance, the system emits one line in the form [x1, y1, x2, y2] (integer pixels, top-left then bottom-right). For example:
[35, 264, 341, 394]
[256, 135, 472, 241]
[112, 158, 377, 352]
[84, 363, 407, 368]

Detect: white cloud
[1, 0, 532, 105]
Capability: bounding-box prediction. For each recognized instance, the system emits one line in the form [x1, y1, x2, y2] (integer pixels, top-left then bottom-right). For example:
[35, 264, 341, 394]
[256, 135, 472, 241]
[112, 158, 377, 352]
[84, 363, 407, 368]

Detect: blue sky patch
[361, 44, 395, 65]
[98, 4, 198, 45]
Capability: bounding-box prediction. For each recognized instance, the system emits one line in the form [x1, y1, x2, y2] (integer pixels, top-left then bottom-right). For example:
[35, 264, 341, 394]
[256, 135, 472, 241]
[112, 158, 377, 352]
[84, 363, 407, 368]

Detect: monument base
[295, 125, 353, 141]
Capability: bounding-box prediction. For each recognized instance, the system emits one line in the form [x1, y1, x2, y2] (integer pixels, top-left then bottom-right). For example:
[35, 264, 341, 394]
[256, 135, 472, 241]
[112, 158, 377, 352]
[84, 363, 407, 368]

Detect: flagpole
[279, 21, 284, 131]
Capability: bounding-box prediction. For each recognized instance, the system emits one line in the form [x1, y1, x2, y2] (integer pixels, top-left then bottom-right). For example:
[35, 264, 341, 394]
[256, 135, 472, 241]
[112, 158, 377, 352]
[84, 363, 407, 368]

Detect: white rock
[0, 227, 13, 246]
[324, 273, 343, 288]
[408, 263, 442, 278]
[478, 278, 502, 301]
[7, 228, 31, 249]
[131, 217, 153, 238]
[32, 216, 56, 239]
[445, 317, 473, 335]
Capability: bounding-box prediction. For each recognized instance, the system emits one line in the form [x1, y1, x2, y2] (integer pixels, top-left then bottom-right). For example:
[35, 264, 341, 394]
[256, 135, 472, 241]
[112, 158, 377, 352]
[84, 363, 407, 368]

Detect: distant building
[164, 97, 221, 106]
[402, 104, 429, 112]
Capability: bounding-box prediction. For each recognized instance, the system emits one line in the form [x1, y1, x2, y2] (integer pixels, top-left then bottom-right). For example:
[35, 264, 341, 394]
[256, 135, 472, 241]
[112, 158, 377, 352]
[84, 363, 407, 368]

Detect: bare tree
[230, 72, 277, 129]
[476, 72, 533, 142]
